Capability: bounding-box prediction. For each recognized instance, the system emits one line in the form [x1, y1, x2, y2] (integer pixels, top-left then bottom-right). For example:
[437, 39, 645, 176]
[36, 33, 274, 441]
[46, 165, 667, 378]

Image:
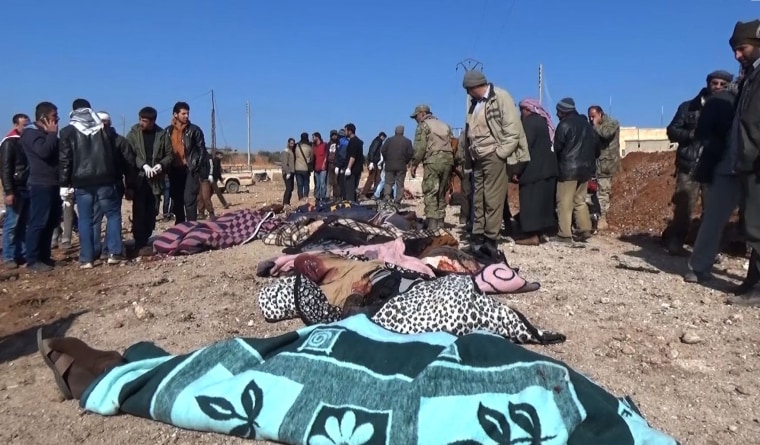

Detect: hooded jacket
[1, 129, 28, 194]
[59, 108, 118, 188]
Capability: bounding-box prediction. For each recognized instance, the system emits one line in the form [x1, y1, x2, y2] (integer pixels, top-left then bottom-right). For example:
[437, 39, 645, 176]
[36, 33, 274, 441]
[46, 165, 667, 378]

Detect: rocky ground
[1, 156, 759, 445]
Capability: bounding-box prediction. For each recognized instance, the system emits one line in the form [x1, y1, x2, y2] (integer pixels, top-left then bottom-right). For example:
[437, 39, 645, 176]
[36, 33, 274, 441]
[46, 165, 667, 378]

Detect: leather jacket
[667, 89, 708, 173]
[59, 124, 118, 188]
[554, 112, 598, 182]
[166, 122, 210, 177]
[1, 133, 28, 193]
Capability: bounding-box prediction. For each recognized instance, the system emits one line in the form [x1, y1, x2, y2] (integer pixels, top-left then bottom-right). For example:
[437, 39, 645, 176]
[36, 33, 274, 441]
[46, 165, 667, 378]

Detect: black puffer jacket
[59, 123, 118, 189]
[366, 136, 383, 165]
[553, 112, 598, 182]
[1, 133, 28, 193]
[667, 88, 709, 173]
[166, 122, 210, 177]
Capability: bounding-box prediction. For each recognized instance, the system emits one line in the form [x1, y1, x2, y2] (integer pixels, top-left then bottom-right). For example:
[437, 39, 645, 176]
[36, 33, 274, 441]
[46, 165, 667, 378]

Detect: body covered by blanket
[258, 270, 558, 344]
[153, 209, 283, 255]
[81, 315, 679, 444]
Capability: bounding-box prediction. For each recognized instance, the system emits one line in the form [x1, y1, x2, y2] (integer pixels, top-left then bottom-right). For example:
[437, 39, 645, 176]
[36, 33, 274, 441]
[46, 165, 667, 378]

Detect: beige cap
[410, 104, 431, 119]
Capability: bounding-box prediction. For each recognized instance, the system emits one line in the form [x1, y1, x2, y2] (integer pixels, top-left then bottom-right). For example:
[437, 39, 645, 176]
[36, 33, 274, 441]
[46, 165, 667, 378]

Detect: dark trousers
[169, 166, 200, 223]
[341, 172, 359, 202]
[25, 184, 61, 266]
[460, 170, 474, 226]
[360, 169, 380, 197]
[384, 170, 406, 204]
[133, 181, 157, 248]
[210, 181, 228, 207]
[740, 173, 760, 284]
[283, 174, 294, 205]
[294, 171, 310, 199]
[666, 171, 707, 245]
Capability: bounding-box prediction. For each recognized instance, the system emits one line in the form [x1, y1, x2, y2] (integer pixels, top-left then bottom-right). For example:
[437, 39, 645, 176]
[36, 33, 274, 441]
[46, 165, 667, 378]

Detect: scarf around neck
[70, 108, 104, 136]
[519, 98, 555, 143]
[171, 118, 189, 165]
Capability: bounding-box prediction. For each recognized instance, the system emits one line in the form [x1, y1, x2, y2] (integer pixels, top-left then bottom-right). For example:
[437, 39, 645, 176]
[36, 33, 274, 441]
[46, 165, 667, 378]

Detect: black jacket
[105, 127, 137, 192]
[380, 134, 414, 171]
[212, 157, 223, 181]
[693, 87, 738, 183]
[519, 113, 558, 184]
[59, 124, 119, 188]
[554, 112, 597, 182]
[367, 136, 383, 165]
[667, 88, 709, 173]
[166, 122, 210, 177]
[1, 133, 28, 194]
[735, 65, 760, 172]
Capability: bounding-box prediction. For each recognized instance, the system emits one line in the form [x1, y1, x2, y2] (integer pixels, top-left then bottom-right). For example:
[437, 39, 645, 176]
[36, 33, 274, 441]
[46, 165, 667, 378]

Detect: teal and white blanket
[81, 315, 678, 444]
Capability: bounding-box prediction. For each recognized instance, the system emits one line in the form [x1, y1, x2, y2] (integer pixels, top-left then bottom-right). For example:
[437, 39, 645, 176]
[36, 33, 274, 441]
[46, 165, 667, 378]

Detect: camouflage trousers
[597, 176, 613, 215]
[422, 162, 452, 219]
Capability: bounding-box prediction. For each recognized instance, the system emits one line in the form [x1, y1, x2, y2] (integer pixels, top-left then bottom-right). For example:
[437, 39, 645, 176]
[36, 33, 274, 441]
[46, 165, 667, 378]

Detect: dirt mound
[608, 151, 677, 235]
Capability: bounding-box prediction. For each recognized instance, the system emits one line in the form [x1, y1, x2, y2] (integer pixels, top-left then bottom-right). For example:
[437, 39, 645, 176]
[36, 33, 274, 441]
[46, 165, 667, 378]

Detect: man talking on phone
[21, 102, 61, 272]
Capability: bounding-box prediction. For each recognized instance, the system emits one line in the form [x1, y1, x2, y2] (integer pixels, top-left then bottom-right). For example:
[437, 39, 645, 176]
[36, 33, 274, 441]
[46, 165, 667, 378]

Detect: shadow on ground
[0, 311, 87, 364]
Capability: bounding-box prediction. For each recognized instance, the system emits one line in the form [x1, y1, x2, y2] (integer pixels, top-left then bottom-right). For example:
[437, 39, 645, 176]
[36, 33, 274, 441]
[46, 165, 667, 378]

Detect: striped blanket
[153, 209, 284, 255]
[81, 315, 678, 444]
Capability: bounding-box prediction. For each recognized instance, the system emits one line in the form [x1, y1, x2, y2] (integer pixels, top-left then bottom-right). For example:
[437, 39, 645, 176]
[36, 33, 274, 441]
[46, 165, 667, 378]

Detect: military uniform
[410, 105, 454, 230]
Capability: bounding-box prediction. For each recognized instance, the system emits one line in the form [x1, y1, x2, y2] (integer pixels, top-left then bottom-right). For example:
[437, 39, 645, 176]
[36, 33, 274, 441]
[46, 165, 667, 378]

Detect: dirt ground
[1, 157, 759, 445]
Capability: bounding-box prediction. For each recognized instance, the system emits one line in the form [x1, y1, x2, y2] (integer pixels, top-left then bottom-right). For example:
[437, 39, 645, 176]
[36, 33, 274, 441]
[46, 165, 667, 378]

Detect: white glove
[463, 169, 472, 175]
[142, 164, 154, 178]
[368, 162, 374, 171]
[59, 187, 73, 200]
[152, 164, 162, 174]
[344, 169, 351, 177]
[334, 167, 339, 175]
[208, 175, 214, 183]
[286, 173, 292, 179]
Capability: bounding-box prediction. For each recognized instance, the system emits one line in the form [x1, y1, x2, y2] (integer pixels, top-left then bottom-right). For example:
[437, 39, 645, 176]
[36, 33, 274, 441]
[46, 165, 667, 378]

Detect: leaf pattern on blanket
[195, 379, 264, 439]
[468, 401, 557, 445]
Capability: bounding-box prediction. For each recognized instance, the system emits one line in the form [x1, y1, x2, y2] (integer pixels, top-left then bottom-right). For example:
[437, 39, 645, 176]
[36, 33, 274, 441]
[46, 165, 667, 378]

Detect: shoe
[2, 261, 19, 270]
[80, 262, 94, 269]
[514, 234, 540, 246]
[107, 254, 125, 265]
[683, 271, 711, 283]
[597, 217, 609, 231]
[27, 262, 54, 272]
[664, 240, 689, 256]
[726, 293, 760, 306]
[574, 231, 592, 242]
[732, 280, 758, 296]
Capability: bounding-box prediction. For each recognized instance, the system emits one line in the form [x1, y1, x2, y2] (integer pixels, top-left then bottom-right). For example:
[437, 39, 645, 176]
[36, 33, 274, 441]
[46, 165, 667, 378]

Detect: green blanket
[81, 314, 678, 444]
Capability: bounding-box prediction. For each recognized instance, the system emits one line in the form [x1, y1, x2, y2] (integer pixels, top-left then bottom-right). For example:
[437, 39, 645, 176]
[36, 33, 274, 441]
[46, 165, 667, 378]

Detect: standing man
[311, 132, 328, 203]
[380, 125, 414, 204]
[326, 130, 341, 199]
[663, 69, 732, 255]
[21, 102, 60, 272]
[553, 98, 597, 243]
[458, 70, 529, 253]
[410, 105, 454, 230]
[166, 101, 210, 223]
[1, 113, 30, 268]
[342, 123, 364, 202]
[588, 105, 620, 230]
[126, 106, 173, 254]
[728, 20, 760, 305]
[59, 99, 125, 267]
[360, 131, 386, 198]
[210, 151, 229, 209]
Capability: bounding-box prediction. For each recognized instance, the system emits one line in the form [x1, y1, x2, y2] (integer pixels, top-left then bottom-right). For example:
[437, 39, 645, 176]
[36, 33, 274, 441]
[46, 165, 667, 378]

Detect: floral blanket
[81, 315, 678, 444]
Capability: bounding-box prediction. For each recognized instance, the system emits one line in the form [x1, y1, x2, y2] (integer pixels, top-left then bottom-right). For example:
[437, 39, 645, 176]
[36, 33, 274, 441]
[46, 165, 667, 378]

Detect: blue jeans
[2, 190, 29, 263]
[294, 171, 310, 199]
[76, 185, 123, 263]
[373, 170, 398, 199]
[162, 176, 171, 215]
[314, 170, 327, 201]
[25, 185, 61, 266]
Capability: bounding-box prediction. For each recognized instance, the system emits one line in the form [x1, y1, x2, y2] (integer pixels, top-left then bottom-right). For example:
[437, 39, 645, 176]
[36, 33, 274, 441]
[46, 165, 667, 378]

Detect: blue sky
[2, 0, 757, 151]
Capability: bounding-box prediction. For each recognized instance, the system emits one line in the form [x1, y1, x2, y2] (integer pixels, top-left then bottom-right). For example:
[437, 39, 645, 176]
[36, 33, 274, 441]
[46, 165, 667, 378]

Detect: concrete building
[619, 127, 675, 157]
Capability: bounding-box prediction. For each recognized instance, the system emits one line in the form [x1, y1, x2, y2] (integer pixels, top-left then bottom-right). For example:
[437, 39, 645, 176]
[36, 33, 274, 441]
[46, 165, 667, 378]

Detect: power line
[156, 90, 213, 116]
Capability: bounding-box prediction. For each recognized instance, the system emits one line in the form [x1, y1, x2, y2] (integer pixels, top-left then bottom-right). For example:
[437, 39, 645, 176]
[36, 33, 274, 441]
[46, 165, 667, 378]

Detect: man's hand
[344, 169, 351, 177]
[59, 187, 73, 201]
[368, 162, 374, 171]
[142, 164, 154, 178]
[207, 175, 214, 183]
[43, 118, 58, 134]
[152, 164, 162, 175]
[286, 173, 291, 180]
[4, 194, 13, 206]
[334, 167, 340, 175]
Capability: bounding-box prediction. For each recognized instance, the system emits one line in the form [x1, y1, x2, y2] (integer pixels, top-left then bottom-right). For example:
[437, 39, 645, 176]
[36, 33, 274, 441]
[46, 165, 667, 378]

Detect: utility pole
[121, 115, 126, 135]
[210, 89, 216, 151]
[538, 64, 543, 104]
[609, 96, 613, 115]
[660, 105, 664, 127]
[246, 100, 251, 171]
[456, 58, 484, 111]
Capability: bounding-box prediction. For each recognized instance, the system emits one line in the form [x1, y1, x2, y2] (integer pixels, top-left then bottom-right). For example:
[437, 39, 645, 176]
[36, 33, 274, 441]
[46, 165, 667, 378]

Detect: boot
[515, 234, 540, 246]
[597, 216, 609, 230]
[427, 218, 439, 231]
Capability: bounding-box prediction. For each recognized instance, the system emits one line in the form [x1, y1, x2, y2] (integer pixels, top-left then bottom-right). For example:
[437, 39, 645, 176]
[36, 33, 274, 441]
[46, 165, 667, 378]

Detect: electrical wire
[157, 90, 212, 115]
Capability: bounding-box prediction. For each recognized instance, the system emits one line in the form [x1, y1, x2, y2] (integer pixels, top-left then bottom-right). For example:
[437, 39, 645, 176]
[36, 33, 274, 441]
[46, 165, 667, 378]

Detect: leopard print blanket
[257, 272, 565, 345]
